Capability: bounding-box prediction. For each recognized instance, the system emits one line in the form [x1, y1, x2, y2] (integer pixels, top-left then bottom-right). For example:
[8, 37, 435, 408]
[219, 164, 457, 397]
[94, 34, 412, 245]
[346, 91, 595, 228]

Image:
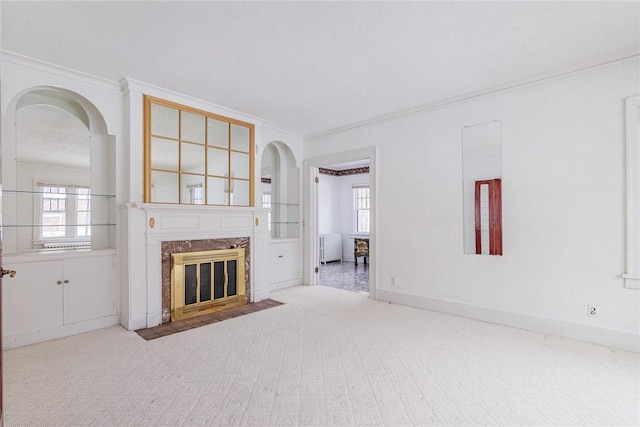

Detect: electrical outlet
[587, 305, 597, 317]
[391, 277, 396, 287]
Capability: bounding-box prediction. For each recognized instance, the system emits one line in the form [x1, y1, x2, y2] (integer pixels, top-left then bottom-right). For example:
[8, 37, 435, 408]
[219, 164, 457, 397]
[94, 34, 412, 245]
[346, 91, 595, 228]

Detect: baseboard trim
[126, 316, 148, 331]
[376, 289, 639, 352]
[146, 311, 162, 329]
[253, 287, 271, 302]
[269, 278, 303, 293]
[2, 315, 121, 350]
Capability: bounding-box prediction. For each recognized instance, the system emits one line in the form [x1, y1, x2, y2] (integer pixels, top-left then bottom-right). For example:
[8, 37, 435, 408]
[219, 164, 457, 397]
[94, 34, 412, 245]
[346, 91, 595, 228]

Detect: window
[262, 192, 272, 233]
[144, 96, 254, 206]
[187, 183, 204, 205]
[38, 184, 91, 242]
[353, 185, 370, 233]
[75, 187, 91, 237]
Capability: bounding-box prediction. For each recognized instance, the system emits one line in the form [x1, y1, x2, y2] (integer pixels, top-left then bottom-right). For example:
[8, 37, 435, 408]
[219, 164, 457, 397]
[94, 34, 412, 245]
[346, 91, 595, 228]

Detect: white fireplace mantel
[121, 203, 269, 330]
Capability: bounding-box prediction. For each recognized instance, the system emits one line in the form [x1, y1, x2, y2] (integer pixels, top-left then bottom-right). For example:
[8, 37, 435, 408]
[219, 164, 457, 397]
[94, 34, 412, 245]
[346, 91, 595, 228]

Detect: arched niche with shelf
[2, 87, 116, 254]
[261, 141, 299, 239]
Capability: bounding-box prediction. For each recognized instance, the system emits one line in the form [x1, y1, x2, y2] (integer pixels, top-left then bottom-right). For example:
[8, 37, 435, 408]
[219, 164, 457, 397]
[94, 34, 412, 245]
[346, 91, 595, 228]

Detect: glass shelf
[1, 189, 116, 254]
[266, 203, 299, 239]
[2, 189, 115, 198]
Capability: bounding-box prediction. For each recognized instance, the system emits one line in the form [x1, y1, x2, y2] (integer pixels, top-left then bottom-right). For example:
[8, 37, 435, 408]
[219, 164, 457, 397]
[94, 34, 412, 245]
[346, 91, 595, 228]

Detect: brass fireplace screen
[171, 248, 246, 321]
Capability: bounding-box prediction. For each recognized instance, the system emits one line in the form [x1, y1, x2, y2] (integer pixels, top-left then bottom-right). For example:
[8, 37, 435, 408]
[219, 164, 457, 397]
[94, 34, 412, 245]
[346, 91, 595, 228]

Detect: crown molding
[1, 50, 122, 94]
[121, 77, 263, 126]
[305, 52, 640, 141]
[262, 124, 303, 139]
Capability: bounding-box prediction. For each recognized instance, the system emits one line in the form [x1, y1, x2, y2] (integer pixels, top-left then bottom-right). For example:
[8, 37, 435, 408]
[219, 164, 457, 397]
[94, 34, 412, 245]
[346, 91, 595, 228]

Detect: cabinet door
[2, 260, 63, 336]
[268, 242, 301, 284]
[63, 255, 116, 324]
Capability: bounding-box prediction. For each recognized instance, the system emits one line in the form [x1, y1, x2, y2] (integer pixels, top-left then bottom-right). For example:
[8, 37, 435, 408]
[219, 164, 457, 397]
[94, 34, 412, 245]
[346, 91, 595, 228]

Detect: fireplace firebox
[171, 248, 246, 321]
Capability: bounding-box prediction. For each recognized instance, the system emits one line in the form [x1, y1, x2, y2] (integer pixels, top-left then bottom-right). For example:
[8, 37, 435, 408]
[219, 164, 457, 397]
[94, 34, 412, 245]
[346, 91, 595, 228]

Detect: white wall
[304, 58, 640, 351]
[318, 174, 339, 235]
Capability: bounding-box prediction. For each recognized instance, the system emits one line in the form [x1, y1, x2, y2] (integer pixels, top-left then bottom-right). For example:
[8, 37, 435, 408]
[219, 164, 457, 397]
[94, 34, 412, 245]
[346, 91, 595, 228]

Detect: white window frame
[33, 183, 91, 247]
[262, 192, 272, 233]
[353, 185, 370, 234]
[187, 182, 204, 205]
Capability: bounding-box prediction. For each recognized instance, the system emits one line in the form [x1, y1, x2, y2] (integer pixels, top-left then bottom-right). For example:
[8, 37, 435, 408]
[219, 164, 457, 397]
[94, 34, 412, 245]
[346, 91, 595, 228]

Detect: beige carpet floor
[4, 285, 639, 426]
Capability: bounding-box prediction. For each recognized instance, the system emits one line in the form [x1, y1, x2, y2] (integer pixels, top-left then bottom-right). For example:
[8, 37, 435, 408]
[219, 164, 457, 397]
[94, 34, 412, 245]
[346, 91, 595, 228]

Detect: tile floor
[3, 285, 639, 426]
[319, 260, 369, 294]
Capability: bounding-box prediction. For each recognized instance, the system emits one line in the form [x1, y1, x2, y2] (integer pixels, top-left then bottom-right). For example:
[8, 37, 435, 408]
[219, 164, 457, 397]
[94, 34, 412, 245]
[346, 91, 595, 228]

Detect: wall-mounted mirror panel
[181, 111, 205, 143]
[462, 120, 502, 255]
[231, 124, 250, 152]
[151, 171, 179, 203]
[231, 152, 250, 179]
[151, 137, 179, 171]
[3, 87, 116, 253]
[181, 142, 205, 174]
[144, 96, 254, 206]
[261, 141, 299, 239]
[208, 148, 228, 176]
[151, 103, 178, 138]
[180, 175, 205, 205]
[207, 118, 229, 148]
[207, 177, 228, 205]
[232, 180, 250, 206]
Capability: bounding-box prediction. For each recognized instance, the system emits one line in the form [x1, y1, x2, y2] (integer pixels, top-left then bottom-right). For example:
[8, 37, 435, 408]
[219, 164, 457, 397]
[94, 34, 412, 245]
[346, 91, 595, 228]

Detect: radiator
[320, 233, 342, 264]
[42, 242, 91, 250]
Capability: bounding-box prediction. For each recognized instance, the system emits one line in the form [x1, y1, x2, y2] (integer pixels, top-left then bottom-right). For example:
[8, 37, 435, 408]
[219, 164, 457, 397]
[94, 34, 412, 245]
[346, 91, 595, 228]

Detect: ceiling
[324, 159, 370, 171]
[2, 1, 638, 138]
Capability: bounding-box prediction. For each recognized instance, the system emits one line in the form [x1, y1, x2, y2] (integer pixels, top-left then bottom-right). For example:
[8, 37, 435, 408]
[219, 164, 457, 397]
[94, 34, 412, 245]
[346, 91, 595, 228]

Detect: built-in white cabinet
[2, 251, 118, 349]
[267, 240, 302, 290]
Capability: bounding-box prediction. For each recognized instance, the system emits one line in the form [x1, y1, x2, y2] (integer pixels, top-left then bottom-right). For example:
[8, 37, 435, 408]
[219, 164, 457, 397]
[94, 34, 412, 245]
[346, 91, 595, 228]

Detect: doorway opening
[317, 160, 370, 294]
[304, 147, 377, 298]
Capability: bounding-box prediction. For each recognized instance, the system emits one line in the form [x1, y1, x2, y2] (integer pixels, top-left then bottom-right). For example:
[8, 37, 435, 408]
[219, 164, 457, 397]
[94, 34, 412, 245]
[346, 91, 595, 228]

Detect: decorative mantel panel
[123, 203, 269, 330]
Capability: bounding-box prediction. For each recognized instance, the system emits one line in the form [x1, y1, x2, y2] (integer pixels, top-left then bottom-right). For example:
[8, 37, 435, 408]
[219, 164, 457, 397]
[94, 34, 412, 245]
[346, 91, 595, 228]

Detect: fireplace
[171, 248, 246, 321]
[161, 237, 250, 323]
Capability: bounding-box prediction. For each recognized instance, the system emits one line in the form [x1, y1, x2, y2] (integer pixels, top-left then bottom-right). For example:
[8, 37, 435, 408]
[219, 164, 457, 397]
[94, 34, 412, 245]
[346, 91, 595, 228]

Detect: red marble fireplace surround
[160, 237, 250, 324]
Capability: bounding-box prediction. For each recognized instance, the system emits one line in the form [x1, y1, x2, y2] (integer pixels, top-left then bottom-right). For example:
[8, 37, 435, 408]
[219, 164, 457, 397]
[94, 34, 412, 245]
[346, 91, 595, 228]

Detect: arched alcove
[261, 141, 299, 239]
[3, 86, 115, 253]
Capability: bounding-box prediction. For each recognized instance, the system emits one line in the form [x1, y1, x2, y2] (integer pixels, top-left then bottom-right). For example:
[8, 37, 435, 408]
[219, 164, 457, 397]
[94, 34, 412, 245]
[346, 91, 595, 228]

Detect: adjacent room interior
[318, 159, 371, 294]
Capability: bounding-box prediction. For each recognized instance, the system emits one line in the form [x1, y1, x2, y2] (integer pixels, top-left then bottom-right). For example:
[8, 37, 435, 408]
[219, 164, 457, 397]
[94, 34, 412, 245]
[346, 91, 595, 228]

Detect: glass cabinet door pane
[180, 175, 205, 204]
[181, 143, 205, 174]
[207, 176, 229, 205]
[200, 262, 212, 302]
[227, 260, 237, 296]
[151, 171, 179, 203]
[231, 180, 250, 206]
[208, 118, 229, 148]
[230, 124, 250, 152]
[151, 104, 179, 139]
[207, 147, 229, 177]
[213, 261, 225, 299]
[151, 137, 179, 171]
[230, 152, 250, 179]
[181, 111, 205, 144]
[184, 264, 197, 305]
